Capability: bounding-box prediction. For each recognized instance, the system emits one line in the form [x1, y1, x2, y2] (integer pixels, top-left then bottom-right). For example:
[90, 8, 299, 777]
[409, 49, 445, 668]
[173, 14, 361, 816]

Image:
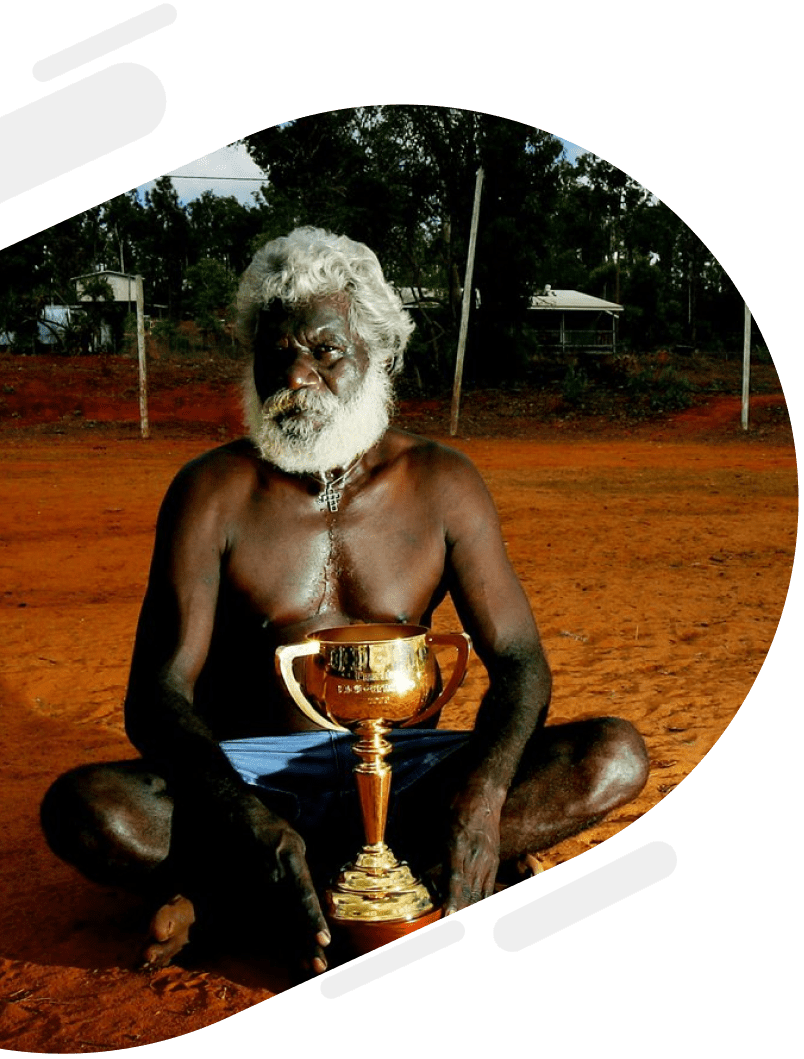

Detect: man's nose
[285, 347, 320, 390]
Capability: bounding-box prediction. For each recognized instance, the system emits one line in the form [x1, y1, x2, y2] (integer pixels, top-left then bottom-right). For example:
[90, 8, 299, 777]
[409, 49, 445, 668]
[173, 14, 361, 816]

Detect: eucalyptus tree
[243, 105, 565, 384]
[137, 175, 192, 317]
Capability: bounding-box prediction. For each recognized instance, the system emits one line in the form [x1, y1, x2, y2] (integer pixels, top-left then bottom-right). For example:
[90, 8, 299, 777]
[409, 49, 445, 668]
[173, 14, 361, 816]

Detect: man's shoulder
[385, 427, 472, 466]
[164, 438, 263, 511]
[385, 427, 484, 484]
[177, 437, 261, 479]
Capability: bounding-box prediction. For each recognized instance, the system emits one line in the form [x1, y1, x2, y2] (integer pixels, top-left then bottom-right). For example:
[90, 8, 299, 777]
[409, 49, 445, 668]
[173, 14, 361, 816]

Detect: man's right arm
[124, 452, 237, 794]
[123, 452, 331, 972]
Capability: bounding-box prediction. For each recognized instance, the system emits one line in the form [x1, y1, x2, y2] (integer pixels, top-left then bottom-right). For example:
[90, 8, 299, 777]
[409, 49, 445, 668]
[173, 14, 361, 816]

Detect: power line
[165, 174, 266, 182]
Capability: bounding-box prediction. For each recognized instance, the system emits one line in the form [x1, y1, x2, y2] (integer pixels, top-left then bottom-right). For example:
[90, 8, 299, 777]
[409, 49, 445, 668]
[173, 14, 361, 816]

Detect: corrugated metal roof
[529, 289, 623, 312]
[396, 286, 624, 313]
[72, 270, 131, 280]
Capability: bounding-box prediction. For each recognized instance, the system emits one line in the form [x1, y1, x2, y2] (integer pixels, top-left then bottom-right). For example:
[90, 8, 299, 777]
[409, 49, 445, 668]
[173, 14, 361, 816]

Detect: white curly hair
[237, 226, 414, 376]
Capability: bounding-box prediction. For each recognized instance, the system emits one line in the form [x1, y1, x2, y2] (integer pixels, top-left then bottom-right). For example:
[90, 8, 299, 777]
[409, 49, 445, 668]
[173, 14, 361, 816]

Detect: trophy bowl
[276, 622, 471, 731]
[275, 623, 471, 952]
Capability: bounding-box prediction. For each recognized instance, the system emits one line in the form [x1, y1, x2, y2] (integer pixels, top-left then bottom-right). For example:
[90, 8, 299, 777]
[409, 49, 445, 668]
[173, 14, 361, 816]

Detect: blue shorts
[220, 729, 470, 844]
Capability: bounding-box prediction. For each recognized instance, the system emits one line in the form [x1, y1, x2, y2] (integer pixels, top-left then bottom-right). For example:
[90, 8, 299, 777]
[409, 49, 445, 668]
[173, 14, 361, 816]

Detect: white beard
[242, 359, 393, 475]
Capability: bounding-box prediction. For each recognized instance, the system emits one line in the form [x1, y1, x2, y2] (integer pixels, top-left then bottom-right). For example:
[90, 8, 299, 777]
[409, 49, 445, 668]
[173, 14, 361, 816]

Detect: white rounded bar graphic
[493, 838, 677, 957]
[33, 3, 177, 82]
[0, 63, 166, 205]
[319, 919, 466, 999]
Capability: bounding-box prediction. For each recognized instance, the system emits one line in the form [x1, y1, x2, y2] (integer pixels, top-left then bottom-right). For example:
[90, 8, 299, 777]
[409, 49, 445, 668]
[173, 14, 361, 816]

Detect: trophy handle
[275, 640, 348, 732]
[400, 631, 472, 727]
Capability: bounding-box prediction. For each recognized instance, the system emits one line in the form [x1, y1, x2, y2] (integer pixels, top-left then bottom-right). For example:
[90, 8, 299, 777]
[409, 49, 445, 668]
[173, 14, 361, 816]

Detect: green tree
[243, 106, 565, 385]
[99, 191, 147, 274]
[138, 175, 191, 317]
[184, 257, 238, 345]
[187, 191, 267, 276]
[546, 151, 743, 353]
[0, 115, 746, 368]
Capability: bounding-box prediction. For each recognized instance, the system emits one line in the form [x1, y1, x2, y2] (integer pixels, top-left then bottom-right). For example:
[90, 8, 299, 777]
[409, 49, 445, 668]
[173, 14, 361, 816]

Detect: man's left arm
[437, 450, 552, 913]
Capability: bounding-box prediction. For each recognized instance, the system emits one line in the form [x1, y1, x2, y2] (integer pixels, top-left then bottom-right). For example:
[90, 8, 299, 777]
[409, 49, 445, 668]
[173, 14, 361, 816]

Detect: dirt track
[0, 354, 797, 1051]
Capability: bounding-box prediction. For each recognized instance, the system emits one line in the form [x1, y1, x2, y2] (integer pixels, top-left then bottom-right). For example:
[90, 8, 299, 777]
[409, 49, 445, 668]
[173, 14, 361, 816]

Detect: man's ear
[381, 353, 398, 376]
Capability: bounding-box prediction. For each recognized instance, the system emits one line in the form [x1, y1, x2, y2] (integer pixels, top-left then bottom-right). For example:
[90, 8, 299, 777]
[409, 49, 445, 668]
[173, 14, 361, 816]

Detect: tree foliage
[0, 104, 747, 377]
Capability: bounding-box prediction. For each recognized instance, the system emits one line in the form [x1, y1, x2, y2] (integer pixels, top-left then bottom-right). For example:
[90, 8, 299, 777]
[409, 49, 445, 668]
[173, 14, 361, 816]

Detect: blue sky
[137, 138, 588, 207]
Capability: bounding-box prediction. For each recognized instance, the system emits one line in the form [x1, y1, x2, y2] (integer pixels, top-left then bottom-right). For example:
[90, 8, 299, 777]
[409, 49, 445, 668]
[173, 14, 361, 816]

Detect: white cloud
[137, 142, 266, 206]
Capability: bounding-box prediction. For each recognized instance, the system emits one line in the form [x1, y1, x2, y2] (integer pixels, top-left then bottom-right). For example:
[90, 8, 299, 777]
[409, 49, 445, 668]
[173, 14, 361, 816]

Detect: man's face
[243, 293, 393, 475]
[253, 294, 370, 412]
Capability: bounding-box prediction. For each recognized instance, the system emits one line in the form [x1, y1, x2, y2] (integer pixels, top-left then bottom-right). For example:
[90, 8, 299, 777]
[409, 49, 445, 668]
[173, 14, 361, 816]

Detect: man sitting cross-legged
[41, 227, 648, 976]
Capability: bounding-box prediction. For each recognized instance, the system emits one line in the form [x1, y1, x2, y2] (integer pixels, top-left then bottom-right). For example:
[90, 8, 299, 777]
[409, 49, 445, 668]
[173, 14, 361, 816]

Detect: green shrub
[561, 364, 590, 406]
[649, 368, 693, 411]
[623, 366, 653, 397]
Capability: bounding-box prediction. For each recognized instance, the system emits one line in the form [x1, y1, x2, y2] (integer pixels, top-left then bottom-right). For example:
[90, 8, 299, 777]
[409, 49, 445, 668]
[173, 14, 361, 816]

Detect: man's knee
[585, 716, 649, 812]
[41, 764, 103, 862]
[40, 762, 172, 887]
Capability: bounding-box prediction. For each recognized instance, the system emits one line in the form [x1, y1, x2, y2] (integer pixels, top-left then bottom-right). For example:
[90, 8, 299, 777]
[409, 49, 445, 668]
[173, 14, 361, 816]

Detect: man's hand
[443, 787, 503, 915]
[239, 795, 331, 974]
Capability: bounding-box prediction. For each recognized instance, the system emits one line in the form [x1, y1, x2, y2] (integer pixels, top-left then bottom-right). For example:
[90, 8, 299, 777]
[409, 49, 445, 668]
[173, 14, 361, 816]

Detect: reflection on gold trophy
[275, 624, 471, 952]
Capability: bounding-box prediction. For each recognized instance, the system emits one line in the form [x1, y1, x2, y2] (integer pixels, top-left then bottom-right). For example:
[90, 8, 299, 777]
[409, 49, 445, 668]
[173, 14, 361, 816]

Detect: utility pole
[135, 275, 149, 439]
[741, 302, 751, 432]
[450, 167, 484, 437]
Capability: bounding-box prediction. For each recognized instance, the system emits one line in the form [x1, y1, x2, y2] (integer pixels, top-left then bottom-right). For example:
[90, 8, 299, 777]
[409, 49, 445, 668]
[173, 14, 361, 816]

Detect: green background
[0, 2, 800, 1050]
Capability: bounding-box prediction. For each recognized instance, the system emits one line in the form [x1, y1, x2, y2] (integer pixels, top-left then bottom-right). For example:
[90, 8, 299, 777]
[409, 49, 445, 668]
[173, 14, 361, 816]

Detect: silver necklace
[314, 455, 363, 513]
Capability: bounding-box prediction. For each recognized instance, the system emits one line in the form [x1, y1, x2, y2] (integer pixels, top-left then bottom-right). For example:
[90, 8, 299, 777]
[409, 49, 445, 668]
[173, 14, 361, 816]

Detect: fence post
[741, 303, 751, 432]
[450, 167, 484, 437]
[135, 274, 149, 439]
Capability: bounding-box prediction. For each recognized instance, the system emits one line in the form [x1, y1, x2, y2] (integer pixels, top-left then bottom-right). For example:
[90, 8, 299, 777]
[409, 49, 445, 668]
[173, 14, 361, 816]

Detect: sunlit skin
[41, 295, 649, 976]
[253, 295, 371, 428]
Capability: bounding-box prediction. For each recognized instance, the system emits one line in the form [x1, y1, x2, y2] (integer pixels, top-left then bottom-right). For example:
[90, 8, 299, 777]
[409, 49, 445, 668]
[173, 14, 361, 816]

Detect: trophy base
[325, 843, 442, 956]
[331, 906, 444, 958]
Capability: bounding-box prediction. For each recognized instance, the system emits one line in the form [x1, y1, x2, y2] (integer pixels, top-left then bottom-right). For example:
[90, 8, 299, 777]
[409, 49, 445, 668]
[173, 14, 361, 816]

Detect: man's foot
[520, 853, 545, 877]
[140, 894, 196, 969]
[494, 853, 545, 892]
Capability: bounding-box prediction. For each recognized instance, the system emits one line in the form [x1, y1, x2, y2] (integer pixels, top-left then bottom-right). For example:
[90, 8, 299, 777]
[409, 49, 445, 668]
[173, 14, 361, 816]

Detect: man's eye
[315, 345, 342, 362]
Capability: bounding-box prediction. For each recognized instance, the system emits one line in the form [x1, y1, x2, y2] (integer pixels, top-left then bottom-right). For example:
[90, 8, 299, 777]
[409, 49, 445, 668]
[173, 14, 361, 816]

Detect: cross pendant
[317, 482, 342, 513]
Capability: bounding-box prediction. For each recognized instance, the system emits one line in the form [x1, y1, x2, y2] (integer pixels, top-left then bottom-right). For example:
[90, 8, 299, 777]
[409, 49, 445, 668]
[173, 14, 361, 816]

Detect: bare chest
[223, 483, 447, 634]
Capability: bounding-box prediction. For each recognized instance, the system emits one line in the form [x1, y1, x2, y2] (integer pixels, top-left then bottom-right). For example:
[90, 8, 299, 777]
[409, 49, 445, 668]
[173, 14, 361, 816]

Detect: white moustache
[263, 387, 337, 420]
[242, 359, 394, 476]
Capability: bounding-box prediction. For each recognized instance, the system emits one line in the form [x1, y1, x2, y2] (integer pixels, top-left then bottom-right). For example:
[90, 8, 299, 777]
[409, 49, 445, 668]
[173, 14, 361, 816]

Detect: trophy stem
[326, 716, 437, 927]
[352, 718, 392, 849]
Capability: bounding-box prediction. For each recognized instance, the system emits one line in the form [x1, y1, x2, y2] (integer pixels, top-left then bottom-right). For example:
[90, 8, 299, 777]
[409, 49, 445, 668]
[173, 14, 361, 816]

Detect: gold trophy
[275, 623, 471, 953]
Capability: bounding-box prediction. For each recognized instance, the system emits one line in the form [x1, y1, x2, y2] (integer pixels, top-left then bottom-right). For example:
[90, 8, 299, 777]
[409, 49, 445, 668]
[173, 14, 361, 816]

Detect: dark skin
[41, 295, 649, 974]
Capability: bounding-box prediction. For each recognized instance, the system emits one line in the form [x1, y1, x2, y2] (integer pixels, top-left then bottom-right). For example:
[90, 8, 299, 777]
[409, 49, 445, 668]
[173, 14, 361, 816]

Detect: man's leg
[497, 715, 649, 859]
[393, 716, 648, 884]
[40, 736, 356, 969]
[40, 761, 195, 966]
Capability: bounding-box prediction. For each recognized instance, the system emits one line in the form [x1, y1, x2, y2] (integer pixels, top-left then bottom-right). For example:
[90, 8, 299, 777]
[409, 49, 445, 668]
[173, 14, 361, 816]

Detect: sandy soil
[0, 353, 797, 1052]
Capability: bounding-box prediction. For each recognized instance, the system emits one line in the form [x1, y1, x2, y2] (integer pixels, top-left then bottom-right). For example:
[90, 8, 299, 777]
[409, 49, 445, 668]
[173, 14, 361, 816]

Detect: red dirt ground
[0, 353, 797, 1052]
